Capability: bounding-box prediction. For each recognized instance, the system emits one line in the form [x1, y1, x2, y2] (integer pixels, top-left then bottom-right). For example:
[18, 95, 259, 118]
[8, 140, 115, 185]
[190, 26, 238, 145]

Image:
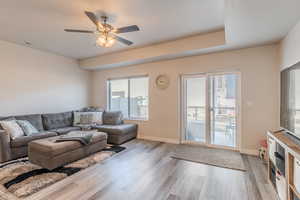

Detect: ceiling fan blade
[64, 29, 94, 33]
[114, 25, 140, 34]
[85, 11, 100, 26]
[112, 34, 133, 45]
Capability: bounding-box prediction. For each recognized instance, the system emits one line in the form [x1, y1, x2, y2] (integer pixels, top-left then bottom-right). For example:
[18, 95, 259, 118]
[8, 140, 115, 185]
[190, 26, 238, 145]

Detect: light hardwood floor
[5, 139, 279, 200]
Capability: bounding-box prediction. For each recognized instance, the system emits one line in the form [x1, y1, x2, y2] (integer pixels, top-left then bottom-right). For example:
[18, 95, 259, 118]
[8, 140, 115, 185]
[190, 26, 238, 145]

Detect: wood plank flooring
[5, 139, 279, 200]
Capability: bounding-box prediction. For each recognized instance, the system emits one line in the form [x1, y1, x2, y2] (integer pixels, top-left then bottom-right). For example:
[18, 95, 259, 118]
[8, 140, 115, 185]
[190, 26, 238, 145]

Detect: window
[108, 76, 149, 120]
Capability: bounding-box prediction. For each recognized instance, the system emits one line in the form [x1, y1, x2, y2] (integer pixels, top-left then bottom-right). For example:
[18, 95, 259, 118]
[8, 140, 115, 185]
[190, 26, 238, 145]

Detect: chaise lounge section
[92, 111, 138, 145]
[93, 124, 137, 145]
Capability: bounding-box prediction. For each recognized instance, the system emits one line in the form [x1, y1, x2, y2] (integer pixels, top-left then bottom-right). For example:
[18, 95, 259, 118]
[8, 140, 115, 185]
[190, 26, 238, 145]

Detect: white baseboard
[137, 135, 180, 144]
[240, 149, 258, 156]
[138, 135, 258, 156]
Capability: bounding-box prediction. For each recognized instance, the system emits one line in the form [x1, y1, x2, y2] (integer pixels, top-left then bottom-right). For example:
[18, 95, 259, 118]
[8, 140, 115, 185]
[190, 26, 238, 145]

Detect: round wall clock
[156, 75, 170, 89]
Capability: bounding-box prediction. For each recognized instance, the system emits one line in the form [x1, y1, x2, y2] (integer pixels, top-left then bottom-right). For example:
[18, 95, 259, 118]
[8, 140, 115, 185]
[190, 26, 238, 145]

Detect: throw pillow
[80, 113, 94, 124]
[0, 117, 15, 130]
[91, 112, 103, 125]
[73, 112, 82, 126]
[17, 120, 39, 136]
[0, 120, 24, 139]
[73, 112, 103, 126]
[103, 111, 123, 125]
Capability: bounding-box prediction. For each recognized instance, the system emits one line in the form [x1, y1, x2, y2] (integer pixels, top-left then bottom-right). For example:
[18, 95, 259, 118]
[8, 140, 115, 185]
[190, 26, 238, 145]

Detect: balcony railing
[186, 106, 236, 147]
[187, 106, 235, 121]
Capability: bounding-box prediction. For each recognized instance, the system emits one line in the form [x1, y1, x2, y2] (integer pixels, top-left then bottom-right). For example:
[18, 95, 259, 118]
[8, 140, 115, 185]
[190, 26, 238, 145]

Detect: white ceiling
[0, 0, 224, 59]
[0, 0, 300, 60]
[225, 0, 300, 47]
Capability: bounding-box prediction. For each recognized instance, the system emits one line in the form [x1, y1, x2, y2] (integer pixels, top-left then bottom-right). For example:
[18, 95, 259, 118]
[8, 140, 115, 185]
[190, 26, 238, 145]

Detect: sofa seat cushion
[15, 114, 44, 131]
[11, 132, 58, 148]
[29, 131, 107, 157]
[42, 112, 73, 130]
[93, 124, 137, 135]
[50, 126, 81, 135]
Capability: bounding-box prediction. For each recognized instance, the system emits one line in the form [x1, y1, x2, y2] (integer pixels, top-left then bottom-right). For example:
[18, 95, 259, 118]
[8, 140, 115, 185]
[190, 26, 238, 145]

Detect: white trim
[124, 118, 148, 122]
[180, 71, 241, 151]
[107, 74, 149, 81]
[236, 71, 242, 152]
[106, 76, 149, 119]
[137, 135, 180, 144]
[181, 140, 237, 151]
[137, 135, 258, 156]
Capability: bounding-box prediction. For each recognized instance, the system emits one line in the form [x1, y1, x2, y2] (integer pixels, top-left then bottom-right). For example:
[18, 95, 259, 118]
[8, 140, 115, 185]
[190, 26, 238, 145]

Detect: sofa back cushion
[103, 111, 123, 125]
[0, 116, 15, 121]
[42, 112, 73, 130]
[15, 114, 44, 131]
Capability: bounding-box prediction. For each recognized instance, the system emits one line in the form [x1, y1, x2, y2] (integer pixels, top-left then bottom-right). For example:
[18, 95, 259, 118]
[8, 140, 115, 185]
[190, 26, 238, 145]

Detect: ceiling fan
[64, 11, 140, 48]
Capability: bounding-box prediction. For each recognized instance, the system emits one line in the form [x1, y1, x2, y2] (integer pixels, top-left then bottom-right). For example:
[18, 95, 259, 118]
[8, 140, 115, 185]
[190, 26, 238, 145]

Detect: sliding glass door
[210, 74, 237, 147]
[184, 75, 207, 143]
[182, 72, 239, 149]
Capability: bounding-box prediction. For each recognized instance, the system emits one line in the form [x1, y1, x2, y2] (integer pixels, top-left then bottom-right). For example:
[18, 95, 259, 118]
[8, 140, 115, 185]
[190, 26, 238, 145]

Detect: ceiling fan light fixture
[96, 35, 115, 48]
[65, 11, 138, 47]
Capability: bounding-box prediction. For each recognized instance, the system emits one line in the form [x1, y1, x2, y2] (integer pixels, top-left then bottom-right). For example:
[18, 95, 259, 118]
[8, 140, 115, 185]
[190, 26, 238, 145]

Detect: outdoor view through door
[182, 73, 238, 148]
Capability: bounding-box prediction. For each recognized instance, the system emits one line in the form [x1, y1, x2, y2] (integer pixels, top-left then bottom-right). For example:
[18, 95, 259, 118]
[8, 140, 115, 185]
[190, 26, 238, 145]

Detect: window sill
[124, 118, 148, 122]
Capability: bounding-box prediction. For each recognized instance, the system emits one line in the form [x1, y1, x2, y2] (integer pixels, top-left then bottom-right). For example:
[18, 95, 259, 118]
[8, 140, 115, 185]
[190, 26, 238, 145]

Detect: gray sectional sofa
[0, 110, 137, 163]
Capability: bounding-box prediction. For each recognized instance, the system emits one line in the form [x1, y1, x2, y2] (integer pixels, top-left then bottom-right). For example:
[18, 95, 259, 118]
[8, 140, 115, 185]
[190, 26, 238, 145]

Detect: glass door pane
[210, 74, 237, 147]
[129, 77, 149, 119]
[185, 77, 206, 142]
[109, 79, 129, 118]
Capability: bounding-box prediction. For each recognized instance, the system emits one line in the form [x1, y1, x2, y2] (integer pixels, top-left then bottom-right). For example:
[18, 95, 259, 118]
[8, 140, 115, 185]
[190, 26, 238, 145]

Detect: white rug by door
[171, 145, 246, 171]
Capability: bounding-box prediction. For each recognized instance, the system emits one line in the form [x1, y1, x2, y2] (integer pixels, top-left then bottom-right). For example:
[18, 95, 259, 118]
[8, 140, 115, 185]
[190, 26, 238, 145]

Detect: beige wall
[79, 30, 226, 70]
[0, 40, 91, 116]
[92, 44, 280, 154]
[280, 20, 300, 70]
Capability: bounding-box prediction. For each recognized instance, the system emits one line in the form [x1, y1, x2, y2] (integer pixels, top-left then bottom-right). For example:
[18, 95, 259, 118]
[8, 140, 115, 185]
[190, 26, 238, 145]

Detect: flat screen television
[281, 63, 300, 139]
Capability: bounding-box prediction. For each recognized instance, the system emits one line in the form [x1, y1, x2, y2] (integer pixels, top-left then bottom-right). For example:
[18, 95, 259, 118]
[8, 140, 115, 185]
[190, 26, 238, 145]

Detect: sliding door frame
[180, 71, 242, 152]
[181, 73, 208, 144]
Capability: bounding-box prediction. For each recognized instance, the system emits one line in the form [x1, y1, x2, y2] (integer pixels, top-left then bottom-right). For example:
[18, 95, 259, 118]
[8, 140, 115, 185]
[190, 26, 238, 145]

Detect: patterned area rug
[0, 145, 125, 199]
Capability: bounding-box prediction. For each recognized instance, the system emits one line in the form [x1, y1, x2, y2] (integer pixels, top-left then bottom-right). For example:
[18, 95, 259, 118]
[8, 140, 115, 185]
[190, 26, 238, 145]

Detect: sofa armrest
[0, 129, 12, 163]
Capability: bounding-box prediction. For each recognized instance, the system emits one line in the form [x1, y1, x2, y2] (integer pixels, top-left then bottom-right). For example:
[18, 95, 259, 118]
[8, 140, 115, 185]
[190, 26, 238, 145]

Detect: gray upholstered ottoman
[28, 131, 107, 170]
